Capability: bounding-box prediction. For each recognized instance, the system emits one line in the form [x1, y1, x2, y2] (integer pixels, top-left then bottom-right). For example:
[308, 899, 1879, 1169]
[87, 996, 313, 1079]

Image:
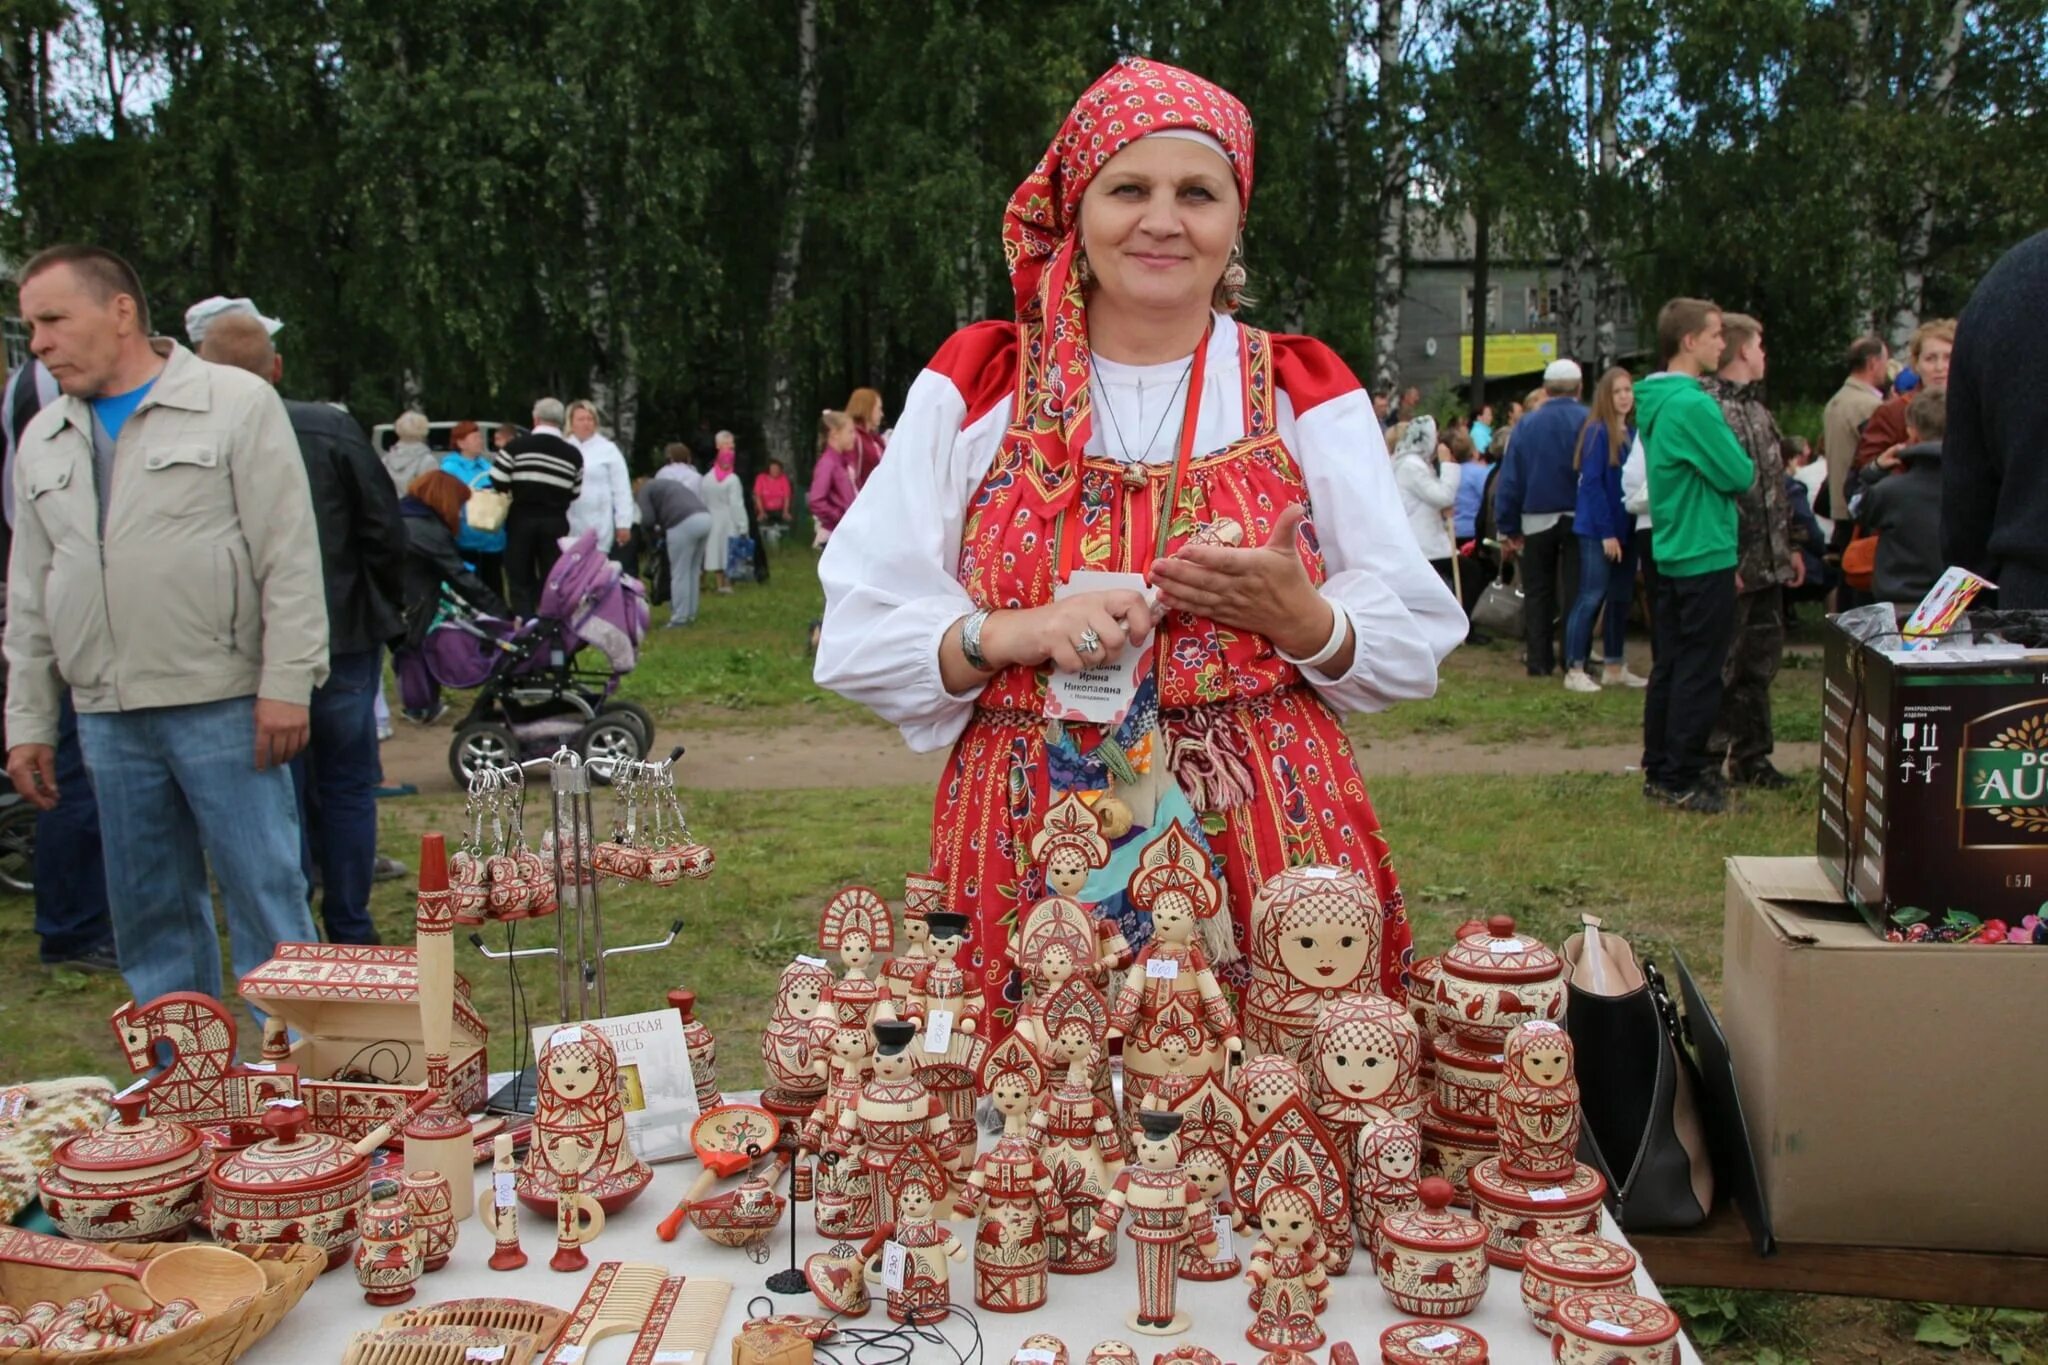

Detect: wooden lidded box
[238, 943, 488, 1141]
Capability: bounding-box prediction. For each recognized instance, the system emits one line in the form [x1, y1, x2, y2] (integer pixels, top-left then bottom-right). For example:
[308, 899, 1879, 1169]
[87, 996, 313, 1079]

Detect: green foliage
[1911, 1304, 2048, 1363]
[1666, 1287, 1807, 1351]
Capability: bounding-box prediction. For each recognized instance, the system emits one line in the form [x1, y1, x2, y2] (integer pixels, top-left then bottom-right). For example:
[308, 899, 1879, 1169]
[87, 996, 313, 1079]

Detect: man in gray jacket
[4, 245, 327, 1004]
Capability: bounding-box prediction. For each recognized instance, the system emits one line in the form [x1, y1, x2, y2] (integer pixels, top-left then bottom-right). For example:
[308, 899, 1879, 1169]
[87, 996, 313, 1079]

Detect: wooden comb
[539, 1264, 732, 1365]
[382, 1299, 570, 1345]
[340, 1325, 543, 1365]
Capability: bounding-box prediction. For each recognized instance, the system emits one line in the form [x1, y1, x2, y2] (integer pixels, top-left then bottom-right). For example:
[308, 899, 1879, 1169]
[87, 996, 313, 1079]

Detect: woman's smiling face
[1078, 135, 1239, 318]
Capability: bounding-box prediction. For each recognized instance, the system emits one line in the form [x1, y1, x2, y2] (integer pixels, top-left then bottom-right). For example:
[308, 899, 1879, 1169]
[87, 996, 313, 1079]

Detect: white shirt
[814, 313, 1466, 753]
[655, 462, 703, 493]
[1792, 460, 1831, 539]
[1392, 450, 1460, 560]
[1621, 433, 1652, 531]
[567, 432, 635, 538]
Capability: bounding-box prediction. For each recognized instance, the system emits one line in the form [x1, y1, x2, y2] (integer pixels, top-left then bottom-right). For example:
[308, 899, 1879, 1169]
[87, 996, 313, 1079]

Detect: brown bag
[1842, 529, 1879, 590]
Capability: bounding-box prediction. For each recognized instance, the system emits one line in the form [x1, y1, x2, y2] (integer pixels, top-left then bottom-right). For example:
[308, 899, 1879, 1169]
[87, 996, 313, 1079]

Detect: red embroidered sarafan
[931, 321, 1413, 1036]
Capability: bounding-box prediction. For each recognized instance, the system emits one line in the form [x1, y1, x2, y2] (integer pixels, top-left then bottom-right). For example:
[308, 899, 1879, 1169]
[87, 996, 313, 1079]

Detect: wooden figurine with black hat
[1085, 1106, 1220, 1337]
[914, 910, 987, 1177]
[830, 1017, 957, 1230]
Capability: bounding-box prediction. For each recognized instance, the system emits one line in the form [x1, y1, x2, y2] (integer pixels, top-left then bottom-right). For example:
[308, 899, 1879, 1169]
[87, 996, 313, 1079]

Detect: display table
[245, 1164, 1701, 1364]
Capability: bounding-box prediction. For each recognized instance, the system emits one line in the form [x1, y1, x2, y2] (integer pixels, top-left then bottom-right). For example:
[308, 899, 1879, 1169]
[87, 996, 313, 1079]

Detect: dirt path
[378, 717, 1820, 795]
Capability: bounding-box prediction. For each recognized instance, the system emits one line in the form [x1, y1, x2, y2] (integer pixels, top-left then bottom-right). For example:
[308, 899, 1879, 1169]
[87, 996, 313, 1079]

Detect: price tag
[1587, 1319, 1631, 1338]
[551, 1026, 585, 1046]
[556, 1348, 585, 1364]
[265, 1096, 305, 1109]
[494, 1172, 518, 1207]
[1412, 1333, 1462, 1355]
[1527, 1185, 1569, 1203]
[924, 1010, 954, 1053]
[243, 1061, 278, 1072]
[1212, 1221, 1235, 1263]
[1301, 866, 1343, 880]
[466, 1349, 507, 1362]
[1145, 957, 1181, 980]
[1016, 1353, 1057, 1365]
[881, 1241, 907, 1291]
[653, 1353, 694, 1363]
[1488, 937, 1527, 953]
[1042, 571, 1156, 727]
[796, 954, 828, 968]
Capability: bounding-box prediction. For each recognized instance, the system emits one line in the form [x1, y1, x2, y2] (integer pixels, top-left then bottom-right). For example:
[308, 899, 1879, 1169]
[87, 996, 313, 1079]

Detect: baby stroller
[419, 530, 656, 784]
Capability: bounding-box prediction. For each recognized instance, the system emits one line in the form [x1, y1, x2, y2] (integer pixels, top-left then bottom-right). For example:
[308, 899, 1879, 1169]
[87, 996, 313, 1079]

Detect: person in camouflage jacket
[1702, 313, 1803, 789]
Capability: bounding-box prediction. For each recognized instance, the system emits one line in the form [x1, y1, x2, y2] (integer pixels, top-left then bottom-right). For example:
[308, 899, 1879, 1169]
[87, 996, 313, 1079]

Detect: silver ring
[1077, 626, 1104, 657]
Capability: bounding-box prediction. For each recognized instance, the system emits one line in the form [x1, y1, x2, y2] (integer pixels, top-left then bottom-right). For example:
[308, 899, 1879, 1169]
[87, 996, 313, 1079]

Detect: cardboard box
[1816, 613, 2048, 933]
[239, 942, 489, 1142]
[1722, 856, 2048, 1253]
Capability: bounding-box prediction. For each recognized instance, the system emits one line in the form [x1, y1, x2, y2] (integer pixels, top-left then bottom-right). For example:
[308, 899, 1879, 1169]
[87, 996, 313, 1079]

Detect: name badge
[1043, 571, 1156, 728]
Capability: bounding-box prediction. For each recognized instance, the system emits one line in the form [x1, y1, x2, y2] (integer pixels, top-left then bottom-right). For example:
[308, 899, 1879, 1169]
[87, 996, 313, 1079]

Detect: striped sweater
[490, 428, 583, 515]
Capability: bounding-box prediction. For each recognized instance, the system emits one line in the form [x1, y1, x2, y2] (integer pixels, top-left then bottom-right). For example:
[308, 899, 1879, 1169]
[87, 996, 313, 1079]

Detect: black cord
[332, 1039, 412, 1084]
[743, 1296, 985, 1365]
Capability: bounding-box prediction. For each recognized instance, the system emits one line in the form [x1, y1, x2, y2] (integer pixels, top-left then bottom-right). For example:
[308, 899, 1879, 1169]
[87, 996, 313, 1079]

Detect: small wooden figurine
[1352, 1119, 1423, 1255]
[109, 993, 298, 1147]
[819, 887, 897, 1031]
[478, 1131, 527, 1269]
[882, 872, 943, 1014]
[1230, 1094, 1350, 1271]
[1495, 1021, 1580, 1181]
[860, 1142, 966, 1325]
[1305, 994, 1424, 1273]
[953, 1036, 1065, 1312]
[1169, 1076, 1246, 1282]
[399, 1169, 456, 1271]
[1242, 866, 1383, 1059]
[803, 1018, 877, 1240]
[761, 957, 836, 1120]
[1027, 980, 1126, 1275]
[830, 1019, 955, 1231]
[547, 1140, 606, 1272]
[667, 986, 724, 1112]
[518, 1023, 652, 1214]
[1243, 1139, 1343, 1352]
[913, 911, 988, 1177]
[1109, 827, 1241, 1127]
[1086, 1109, 1219, 1336]
[1017, 895, 1117, 1116]
[405, 834, 476, 1222]
[1230, 1053, 1308, 1130]
[354, 1197, 420, 1306]
[1030, 795, 1131, 983]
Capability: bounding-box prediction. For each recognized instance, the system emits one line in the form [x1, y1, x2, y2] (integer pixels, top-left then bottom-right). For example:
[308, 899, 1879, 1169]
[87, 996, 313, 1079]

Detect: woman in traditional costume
[816, 57, 1463, 1037]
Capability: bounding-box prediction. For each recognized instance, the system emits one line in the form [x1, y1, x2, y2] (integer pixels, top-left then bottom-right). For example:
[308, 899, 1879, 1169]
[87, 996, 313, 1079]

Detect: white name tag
[1145, 956, 1181, 979]
[881, 1241, 907, 1291]
[924, 1010, 954, 1053]
[493, 1173, 518, 1207]
[1042, 572, 1156, 727]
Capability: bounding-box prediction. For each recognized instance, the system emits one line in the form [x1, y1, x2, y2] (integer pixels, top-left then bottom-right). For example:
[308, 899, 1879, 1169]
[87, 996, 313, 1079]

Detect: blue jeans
[1565, 535, 1633, 667]
[34, 692, 113, 962]
[666, 512, 712, 625]
[76, 697, 317, 1006]
[291, 649, 382, 945]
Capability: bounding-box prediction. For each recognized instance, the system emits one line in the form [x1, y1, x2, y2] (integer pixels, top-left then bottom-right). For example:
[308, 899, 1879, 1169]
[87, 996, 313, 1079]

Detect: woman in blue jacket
[439, 420, 508, 601]
[1562, 368, 1644, 692]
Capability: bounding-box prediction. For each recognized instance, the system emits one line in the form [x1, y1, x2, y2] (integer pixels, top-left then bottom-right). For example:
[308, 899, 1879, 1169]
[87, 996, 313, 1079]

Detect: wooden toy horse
[110, 993, 299, 1145]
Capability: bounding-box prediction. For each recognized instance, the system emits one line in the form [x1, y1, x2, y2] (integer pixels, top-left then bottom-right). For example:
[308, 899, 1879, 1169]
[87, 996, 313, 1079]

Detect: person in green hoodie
[1634, 298, 1756, 813]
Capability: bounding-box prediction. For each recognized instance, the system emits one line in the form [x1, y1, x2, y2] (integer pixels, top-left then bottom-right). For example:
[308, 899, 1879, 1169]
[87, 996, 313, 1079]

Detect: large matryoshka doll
[1243, 866, 1385, 1058]
[518, 1023, 652, 1212]
[1306, 994, 1426, 1256]
[1108, 826, 1241, 1117]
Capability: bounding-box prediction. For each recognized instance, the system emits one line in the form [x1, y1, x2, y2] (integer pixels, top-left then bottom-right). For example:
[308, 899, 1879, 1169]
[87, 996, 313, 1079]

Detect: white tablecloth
[248, 1167, 1701, 1365]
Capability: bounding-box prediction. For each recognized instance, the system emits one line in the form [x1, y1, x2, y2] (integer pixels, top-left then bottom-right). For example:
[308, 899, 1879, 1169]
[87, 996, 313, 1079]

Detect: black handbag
[1562, 916, 1771, 1249]
[1469, 558, 1525, 636]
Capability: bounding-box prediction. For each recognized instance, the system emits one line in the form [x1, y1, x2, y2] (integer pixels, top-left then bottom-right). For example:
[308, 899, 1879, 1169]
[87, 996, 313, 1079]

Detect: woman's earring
[1075, 250, 1096, 286]
[1221, 242, 1248, 308]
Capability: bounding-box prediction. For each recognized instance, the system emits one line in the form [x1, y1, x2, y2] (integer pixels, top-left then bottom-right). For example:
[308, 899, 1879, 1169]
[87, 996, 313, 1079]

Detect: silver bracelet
[959, 607, 995, 672]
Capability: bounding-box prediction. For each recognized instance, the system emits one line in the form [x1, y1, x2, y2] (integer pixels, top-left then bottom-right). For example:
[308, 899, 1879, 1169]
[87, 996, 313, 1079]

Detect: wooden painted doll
[831, 1018, 956, 1230]
[803, 1018, 877, 1239]
[1109, 827, 1241, 1122]
[1496, 1021, 1580, 1181]
[1305, 994, 1425, 1273]
[1030, 794, 1132, 987]
[1229, 1053, 1309, 1134]
[1170, 1076, 1246, 1282]
[952, 1036, 1065, 1312]
[1243, 866, 1384, 1059]
[1087, 1109, 1220, 1337]
[762, 956, 837, 1119]
[1243, 1138, 1342, 1353]
[882, 871, 942, 1015]
[860, 1141, 966, 1325]
[1230, 1095, 1349, 1269]
[819, 887, 897, 1031]
[1027, 979, 1126, 1274]
[914, 911, 988, 1177]
[1017, 896, 1117, 1116]
[518, 1024, 651, 1213]
[1352, 1118, 1422, 1255]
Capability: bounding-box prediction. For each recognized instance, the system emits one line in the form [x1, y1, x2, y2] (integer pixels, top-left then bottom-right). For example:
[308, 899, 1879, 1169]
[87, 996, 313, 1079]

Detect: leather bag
[1470, 560, 1526, 636]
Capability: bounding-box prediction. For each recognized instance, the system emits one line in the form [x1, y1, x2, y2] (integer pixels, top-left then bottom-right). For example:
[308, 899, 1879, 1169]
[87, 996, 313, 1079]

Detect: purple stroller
[425, 530, 656, 783]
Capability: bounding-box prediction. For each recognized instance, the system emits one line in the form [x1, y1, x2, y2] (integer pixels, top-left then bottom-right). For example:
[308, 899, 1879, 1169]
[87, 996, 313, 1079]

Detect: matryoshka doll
[1305, 995, 1423, 1264]
[953, 1036, 1065, 1312]
[1026, 979, 1126, 1274]
[518, 1024, 652, 1213]
[1229, 1053, 1308, 1132]
[882, 871, 942, 1016]
[859, 1141, 966, 1325]
[1243, 866, 1384, 1059]
[914, 911, 989, 1178]
[1030, 794, 1132, 987]
[1109, 827, 1241, 1121]
[1352, 1118, 1423, 1254]
[1242, 1139, 1343, 1353]
[1496, 1021, 1580, 1181]
[803, 1018, 877, 1239]
[1168, 1076, 1246, 1282]
[819, 887, 897, 1031]
[761, 955, 836, 1121]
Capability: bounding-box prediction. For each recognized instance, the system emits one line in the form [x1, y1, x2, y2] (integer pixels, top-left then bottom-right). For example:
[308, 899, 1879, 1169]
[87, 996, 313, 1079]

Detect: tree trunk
[1470, 189, 1491, 410]
[1889, 0, 1970, 348]
[763, 0, 820, 481]
[1844, 0, 1879, 332]
[1367, 0, 1407, 395]
[581, 184, 640, 461]
[1592, 39, 1621, 370]
[0, 17, 44, 238]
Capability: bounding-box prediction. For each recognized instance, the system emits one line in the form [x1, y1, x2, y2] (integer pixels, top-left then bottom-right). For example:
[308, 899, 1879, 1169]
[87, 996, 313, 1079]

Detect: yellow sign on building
[1459, 333, 1558, 377]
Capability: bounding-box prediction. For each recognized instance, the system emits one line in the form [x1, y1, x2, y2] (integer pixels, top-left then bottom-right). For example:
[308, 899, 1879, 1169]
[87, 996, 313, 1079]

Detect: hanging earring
[1075, 249, 1096, 286]
[1221, 241, 1249, 310]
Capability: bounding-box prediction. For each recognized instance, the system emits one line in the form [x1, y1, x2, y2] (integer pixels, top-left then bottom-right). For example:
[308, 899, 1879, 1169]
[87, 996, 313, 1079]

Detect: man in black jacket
[1943, 228, 2047, 608]
[493, 398, 583, 614]
[199, 314, 406, 944]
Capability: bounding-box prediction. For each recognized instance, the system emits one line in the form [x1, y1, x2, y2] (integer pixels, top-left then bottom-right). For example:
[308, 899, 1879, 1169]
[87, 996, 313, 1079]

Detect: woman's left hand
[1148, 504, 1329, 658]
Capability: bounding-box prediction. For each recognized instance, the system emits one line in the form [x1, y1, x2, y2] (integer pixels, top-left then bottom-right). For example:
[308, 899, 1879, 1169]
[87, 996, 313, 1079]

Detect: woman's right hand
[1602, 536, 1623, 563]
[982, 589, 1155, 674]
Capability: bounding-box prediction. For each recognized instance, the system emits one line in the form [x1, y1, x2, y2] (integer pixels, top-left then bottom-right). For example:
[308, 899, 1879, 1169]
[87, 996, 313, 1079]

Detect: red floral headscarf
[1000, 57, 1256, 510]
